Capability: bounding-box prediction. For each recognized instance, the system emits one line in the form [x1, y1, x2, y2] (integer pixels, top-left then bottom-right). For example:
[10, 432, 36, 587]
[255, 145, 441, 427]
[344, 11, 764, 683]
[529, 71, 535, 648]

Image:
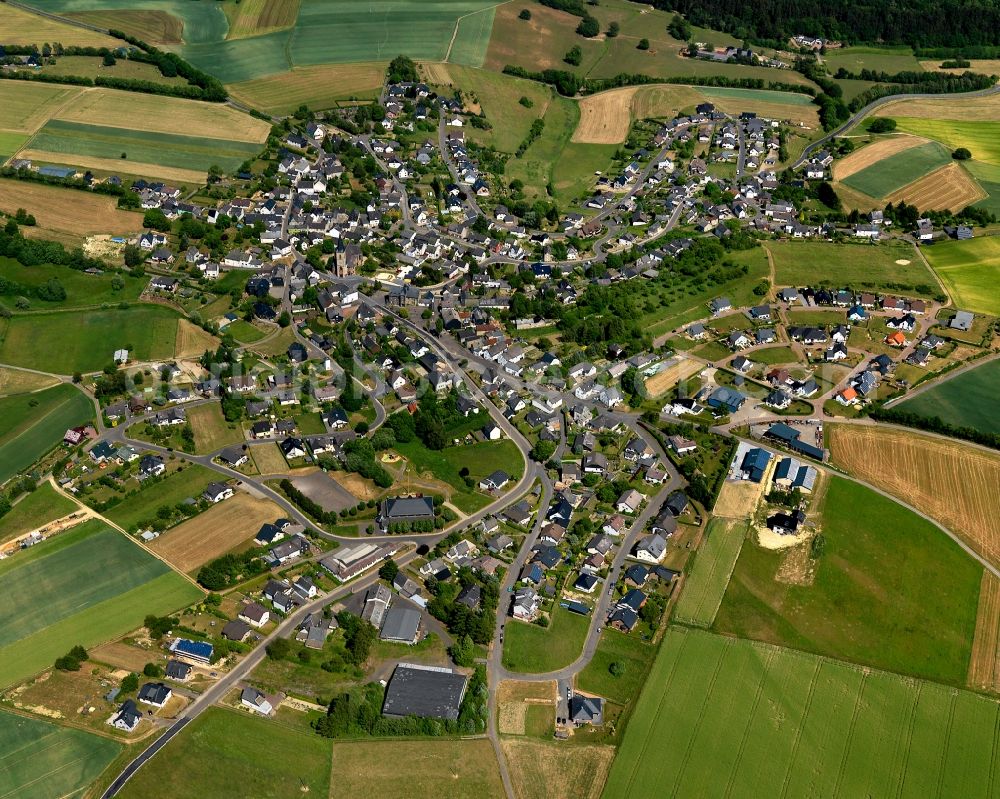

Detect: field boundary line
[832, 670, 869, 797]
[778, 657, 823, 799]
[722, 647, 776, 799]
[989, 695, 1000, 793]
[893, 679, 922, 799]
[444, 1, 510, 63]
[668, 635, 731, 798]
[934, 690, 959, 799]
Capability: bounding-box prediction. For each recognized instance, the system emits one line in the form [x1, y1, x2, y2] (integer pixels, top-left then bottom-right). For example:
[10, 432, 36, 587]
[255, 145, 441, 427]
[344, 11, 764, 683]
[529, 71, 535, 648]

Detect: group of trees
[54, 645, 89, 672]
[196, 548, 269, 590]
[0, 218, 108, 271]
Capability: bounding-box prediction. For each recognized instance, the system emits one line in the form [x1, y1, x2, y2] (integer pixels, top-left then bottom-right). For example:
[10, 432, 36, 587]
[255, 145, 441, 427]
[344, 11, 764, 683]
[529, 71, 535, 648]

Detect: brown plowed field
[969, 571, 1000, 692]
[828, 424, 1000, 567]
[886, 163, 986, 211]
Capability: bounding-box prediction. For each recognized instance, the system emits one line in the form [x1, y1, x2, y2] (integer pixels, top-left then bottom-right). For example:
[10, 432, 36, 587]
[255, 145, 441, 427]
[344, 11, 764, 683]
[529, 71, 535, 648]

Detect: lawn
[0, 383, 94, 483]
[751, 346, 799, 365]
[27, 119, 265, 175]
[766, 240, 936, 294]
[603, 627, 1000, 799]
[0, 257, 145, 308]
[118, 706, 331, 799]
[897, 359, 1000, 435]
[0, 709, 121, 799]
[576, 629, 658, 707]
[0, 481, 78, 544]
[103, 463, 219, 531]
[923, 235, 1000, 315]
[840, 140, 953, 198]
[393, 437, 523, 514]
[0, 305, 182, 373]
[0, 519, 202, 687]
[673, 518, 747, 628]
[187, 402, 244, 454]
[223, 318, 268, 343]
[714, 477, 982, 686]
[502, 603, 591, 674]
[330, 739, 504, 798]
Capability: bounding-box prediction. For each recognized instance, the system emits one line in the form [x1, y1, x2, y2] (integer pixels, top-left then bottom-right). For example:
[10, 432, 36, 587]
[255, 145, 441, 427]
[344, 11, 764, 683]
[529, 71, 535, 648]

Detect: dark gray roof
[382, 663, 468, 720]
[380, 606, 422, 642]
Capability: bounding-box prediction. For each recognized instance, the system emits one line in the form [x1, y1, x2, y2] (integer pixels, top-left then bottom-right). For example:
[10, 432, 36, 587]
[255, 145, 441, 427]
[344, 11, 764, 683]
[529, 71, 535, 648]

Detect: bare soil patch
[833, 134, 927, 181]
[643, 356, 702, 399]
[149, 493, 282, 573]
[713, 478, 766, 519]
[291, 471, 358, 512]
[774, 542, 816, 586]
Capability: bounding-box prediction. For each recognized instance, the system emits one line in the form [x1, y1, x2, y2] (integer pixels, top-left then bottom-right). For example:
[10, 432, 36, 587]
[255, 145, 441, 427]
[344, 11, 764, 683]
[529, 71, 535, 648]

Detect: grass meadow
[840, 140, 952, 198]
[576, 630, 659, 707]
[766, 239, 935, 293]
[672, 518, 747, 627]
[893, 118, 1000, 167]
[502, 603, 591, 674]
[0, 709, 121, 799]
[118, 706, 331, 798]
[0, 481, 78, 544]
[822, 45, 924, 73]
[0, 257, 145, 307]
[0, 519, 202, 687]
[0, 304, 182, 373]
[603, 627, 1000, 799]
[104, 463, 220, 531]
[714, 477, 981, 686]
[187, 402, 245, 454]
[924, 236, 1000, 315]
[0, 384, 94, 483]
[897, 359, 1000, 435]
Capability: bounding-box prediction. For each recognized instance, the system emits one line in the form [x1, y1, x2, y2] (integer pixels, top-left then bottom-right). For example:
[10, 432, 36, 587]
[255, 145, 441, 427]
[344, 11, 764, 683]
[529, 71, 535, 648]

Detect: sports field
[828, 423, 1000, 569]
[118, 706, 331, 798]
[150, 493, 281, 573]
[104, 463, 220, 532]
[603, 627, 1000, 799]
[672, 518, 746, 628]
[923, 236, 1000, 315]
[896, 359, 1000, 435]
[840, 140, 952, 198]
[0, 709, 121, 799]
[0, 305, 183, 374]
[0, 519, 201, 687]
[0, 482, 78, 545]
[715, 476, 982, 686]
[766, 240, 935, 293]
[0, 384, 94, 483]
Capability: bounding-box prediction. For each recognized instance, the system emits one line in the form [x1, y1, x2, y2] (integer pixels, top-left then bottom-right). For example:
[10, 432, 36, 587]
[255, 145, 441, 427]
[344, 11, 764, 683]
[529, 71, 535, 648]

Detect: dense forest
[638, 0, 1000, 49]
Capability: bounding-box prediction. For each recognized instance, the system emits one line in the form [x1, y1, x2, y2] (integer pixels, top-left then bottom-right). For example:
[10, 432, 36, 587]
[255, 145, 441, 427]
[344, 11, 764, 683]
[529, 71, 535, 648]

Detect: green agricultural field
[714, 477, 981, 686]
[0, 131, 29, 163]
[0, 709, 121, 799]
[965, 160, 1000, 215]
[699, 87, 815, 106]
[0, 519, 202, 687]
[673, 518, 747, 627]
[766, 240, 937, 294]
[0, 258, 145, 309]
[894, 117, 1000, 167]
[0, 482, 78, 544]
[27, 119, 264, 174]
[923, 235, 1000, 315]
[103, 463, 220, 531]
[0, 384, 94, 483]
[28, 0, 229, 44]
[603, 627, 1000, 799]
[576, 629, 658, 707]
[822, 45, 925, 73]
[897, 359, 1000, 435]
[841, 140, 952, 198]
[118, 706, 331, 799]
[502, 603, 591, 673]
[0, 304, 182, 373]
[393, 438, 523, 514]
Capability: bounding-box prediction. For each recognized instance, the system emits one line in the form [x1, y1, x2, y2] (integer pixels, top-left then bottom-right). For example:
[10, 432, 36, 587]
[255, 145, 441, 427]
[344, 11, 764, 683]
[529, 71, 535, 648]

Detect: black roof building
[382, 663, 468, 720]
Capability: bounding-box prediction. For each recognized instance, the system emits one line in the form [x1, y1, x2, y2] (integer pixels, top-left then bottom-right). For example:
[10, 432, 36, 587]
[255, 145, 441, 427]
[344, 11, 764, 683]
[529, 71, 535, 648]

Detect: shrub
[519, 8, 531, 19]
[637, 38, 650, 50]
[953, 147, 972, 160]
[867, 117, 897, 133]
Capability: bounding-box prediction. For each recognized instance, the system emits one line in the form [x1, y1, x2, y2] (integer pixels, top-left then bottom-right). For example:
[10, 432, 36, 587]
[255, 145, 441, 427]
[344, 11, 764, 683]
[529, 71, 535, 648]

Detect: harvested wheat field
[227, 63, 386, 115]
[833, 135, 927, 181]
[644, 356, 702, 399]
[0, 178, 144, 239]
[828, 424, 1000, 566]
[886, 163, 986, 211]
[420, 62, 454, 85]
[921, 59, 1000, 75]
[54, 89, 270, 142]
[0, 3, 119, 48]
[0, 366, 60, 396]
[573, 87, 640, 144]
[631, 84, 707, 121]
[15, 151, 207, 185]
[969, 571, 1000, 692]
[497, 680, 556, 735]
[149, 493, 282, 573]
[503, 739, 615, 799]
[66, 9, 184, 44]
[225, 0, 300, 39]
[175, 320, 221, 359]
[873, 93, 1000, 121]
